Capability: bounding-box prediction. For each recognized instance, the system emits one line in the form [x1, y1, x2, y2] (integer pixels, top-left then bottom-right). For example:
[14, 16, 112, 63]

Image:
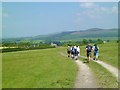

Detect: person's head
[74, 46, 76, 48]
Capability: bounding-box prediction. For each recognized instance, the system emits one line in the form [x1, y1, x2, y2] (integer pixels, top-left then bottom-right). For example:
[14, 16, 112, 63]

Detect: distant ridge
[3, 28, 118, 41]
[30, 28, 118, 41]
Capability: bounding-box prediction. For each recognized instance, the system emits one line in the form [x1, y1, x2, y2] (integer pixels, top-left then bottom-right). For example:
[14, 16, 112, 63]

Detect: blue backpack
[94, 46, 98, 51]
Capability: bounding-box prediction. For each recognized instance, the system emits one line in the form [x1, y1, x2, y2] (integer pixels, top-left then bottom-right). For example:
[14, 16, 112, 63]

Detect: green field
[3, 48, 77, 88]
[2, 41, 118, 88]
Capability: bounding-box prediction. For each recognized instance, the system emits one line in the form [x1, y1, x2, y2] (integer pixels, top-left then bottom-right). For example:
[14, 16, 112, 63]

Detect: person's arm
[86, 46, 88, 51]
[92, 46, 94, 51]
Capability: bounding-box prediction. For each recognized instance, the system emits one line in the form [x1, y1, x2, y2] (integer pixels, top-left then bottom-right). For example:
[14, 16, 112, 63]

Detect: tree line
[1, 38, 118, 53]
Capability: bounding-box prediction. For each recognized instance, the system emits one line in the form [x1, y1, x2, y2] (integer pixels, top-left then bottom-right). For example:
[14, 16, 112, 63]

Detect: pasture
[2, 41, 119, 88]
[2, 48, 77, 88]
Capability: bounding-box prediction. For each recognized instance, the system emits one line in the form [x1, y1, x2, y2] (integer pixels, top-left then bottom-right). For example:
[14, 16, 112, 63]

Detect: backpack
[87, 45, 92, 52]
[74, 48, 77, 54]
[71, 47, 75, 52]
[94, 46, 98, 51]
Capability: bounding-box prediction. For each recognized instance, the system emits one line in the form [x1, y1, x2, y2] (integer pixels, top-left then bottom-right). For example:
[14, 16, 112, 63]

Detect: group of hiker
[67, 43, 99, 63]
[67, 45, 80, 60]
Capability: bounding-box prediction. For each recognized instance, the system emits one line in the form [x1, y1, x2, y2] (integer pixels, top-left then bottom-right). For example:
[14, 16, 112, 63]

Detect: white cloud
[111, 6, 118, 13]
[79, 2, 118, 19]
[80, 2, 98, 9]
[75, 2, 118, 28]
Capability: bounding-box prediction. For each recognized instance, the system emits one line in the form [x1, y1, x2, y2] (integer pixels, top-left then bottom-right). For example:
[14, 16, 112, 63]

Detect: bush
[1, 45, 55, 53]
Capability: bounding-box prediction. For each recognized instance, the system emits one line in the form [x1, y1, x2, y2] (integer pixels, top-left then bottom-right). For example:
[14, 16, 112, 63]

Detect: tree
[96, 39, 103, 44]
[82, 39, 88, 44]
[89, 39, 93, 43]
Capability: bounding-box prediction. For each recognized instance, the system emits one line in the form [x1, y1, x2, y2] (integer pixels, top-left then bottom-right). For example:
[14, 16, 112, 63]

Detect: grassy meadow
[2, 41, 118, 88]
[3, 48, 77, 88]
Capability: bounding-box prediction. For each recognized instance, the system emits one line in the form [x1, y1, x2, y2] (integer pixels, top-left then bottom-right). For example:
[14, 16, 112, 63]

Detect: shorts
[67, 50, 71, 54]
[94, 52, 98, 57]
[87, 51, 91, 57]
[71, 51, 74, 55]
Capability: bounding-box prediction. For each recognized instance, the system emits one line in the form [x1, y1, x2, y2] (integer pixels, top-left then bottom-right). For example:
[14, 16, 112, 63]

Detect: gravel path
[80, 55, 118, 80]
[60, 52, 97, 88]
[74, 60, 97, 88]
[60, 52, 119, 88]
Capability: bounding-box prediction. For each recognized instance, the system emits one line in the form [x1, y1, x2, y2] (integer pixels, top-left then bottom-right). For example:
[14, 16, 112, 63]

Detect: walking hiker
[86, 43, 93, 63]
[93, 44, 99, 61]
[76, 46, 80, 56]
[71, 46, 75, 59]
[74, 46, 78, 60]
[67, 45, 71, 57]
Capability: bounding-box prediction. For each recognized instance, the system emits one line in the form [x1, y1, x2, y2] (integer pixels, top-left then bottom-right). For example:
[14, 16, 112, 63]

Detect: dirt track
[60, 52, 97, 88]
[80, 55, 118, 80]
[74, 60, 97, 88]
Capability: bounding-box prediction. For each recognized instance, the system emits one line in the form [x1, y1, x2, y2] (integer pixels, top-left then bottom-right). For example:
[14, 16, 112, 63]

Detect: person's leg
[87, 57, 90, 63]
[94, 52, 97, 60]
[96, 52, 98, 60]
[88, 52, 91, 63]
[76, 54, 78, 60]
[68, 51, 70, 57]
[87, 52, 90, 63]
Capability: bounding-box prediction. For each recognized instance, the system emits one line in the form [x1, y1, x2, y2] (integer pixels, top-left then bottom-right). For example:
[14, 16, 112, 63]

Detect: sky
[2, 2, 118, 38]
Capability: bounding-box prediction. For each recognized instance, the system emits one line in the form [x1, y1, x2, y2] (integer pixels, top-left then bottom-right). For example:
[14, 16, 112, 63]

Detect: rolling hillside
[2, 28, 118, 42]
[31, 28, 118, 41]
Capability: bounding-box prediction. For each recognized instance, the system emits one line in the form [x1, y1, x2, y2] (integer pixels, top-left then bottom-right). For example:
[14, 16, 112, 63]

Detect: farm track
[80, 55, 119, 80]
[60, 52, 97, 88]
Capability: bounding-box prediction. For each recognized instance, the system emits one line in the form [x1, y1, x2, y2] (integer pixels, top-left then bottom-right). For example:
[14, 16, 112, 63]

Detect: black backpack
[87, 45, 92, 52]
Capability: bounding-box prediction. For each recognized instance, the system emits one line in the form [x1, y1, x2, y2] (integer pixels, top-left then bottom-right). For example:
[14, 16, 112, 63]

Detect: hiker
[76, 46, 80, 56]
[71, 46, 75, 59]
[74, 46, 78, 60]
[93, 44, 99, 61]
[86, 43, 93, 63]
[67, 45, 71, 57]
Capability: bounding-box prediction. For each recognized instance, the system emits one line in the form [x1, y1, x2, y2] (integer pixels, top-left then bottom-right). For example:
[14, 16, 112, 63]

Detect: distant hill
[30, 28, 118, 41]
[2, 28, 118, 42]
